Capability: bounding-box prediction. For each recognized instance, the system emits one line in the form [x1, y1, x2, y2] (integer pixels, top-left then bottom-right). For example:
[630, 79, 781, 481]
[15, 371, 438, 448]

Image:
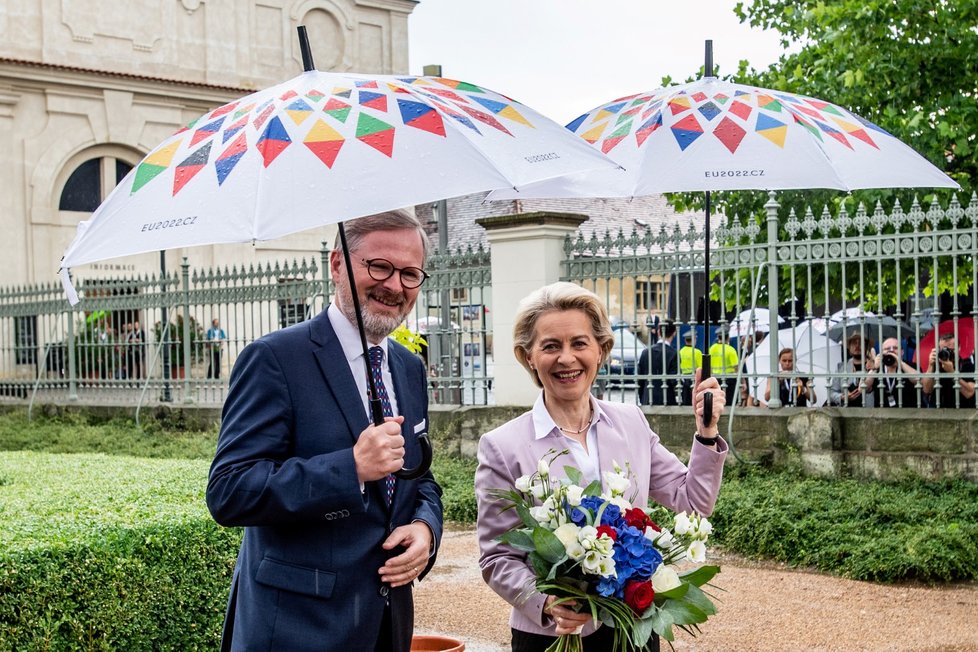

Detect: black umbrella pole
[701, 191, 714, 430]
[336, 222, 432, 480]
[297, 26, 315, 71]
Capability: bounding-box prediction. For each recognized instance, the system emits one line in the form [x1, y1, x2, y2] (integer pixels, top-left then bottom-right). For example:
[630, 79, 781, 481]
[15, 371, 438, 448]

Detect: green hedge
[0, 451, 239, 650]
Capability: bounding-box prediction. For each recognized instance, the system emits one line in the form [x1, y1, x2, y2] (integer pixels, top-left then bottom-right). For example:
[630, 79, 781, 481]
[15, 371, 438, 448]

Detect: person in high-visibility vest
[709, 330, 740, 405]
[678, 331, 703, 405]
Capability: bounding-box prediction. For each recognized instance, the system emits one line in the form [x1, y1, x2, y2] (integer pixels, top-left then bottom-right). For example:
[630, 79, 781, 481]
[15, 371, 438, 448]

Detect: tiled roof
[416, 192, 711, 253]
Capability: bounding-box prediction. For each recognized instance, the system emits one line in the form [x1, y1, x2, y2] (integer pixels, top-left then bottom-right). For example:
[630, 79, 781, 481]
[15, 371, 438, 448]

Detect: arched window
[58, 156, 133, 212]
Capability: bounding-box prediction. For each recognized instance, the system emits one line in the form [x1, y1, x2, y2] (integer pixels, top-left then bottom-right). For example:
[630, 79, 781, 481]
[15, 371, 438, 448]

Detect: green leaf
[681, 564, 720, 587]
[532, 527, 566, 564]
[528, 552, 552, 580]
[563, 466, 582, 486]
[496, 529, 536, 552]
[582, 479, 602, 497]
[515, 502, 538, 529]
[649, 605, 676, 641]
[632, 616, 655, 647]
[655, 583, 689, 601]
[683, 583, 718, 617]
[661, 597, 708, 626]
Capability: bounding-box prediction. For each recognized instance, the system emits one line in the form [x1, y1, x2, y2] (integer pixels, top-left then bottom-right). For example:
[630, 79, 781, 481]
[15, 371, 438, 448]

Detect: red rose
[647, 520, 661, 533]
[624, 507, 652, 530]
[596, 525, 617, 541]
[624, 580, 655, 614]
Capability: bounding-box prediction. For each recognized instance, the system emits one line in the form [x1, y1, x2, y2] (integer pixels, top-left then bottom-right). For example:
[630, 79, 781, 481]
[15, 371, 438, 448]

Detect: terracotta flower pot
[410, 634, 465, 652]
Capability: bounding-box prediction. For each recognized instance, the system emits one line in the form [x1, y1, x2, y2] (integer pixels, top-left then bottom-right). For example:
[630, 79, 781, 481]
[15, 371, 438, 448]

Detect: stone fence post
[476, 212, 588, 406]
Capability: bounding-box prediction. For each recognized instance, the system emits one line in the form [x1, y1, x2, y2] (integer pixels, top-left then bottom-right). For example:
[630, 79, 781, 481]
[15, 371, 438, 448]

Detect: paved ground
[415, 527, 978, 652]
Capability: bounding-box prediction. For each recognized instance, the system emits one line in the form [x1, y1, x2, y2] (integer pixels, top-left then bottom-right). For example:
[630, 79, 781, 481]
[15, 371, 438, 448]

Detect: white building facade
[0, 0, 417, 287]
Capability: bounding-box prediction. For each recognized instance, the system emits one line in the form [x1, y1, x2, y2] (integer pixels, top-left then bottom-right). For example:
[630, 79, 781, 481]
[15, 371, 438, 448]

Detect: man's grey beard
[336, 282, 408, 342]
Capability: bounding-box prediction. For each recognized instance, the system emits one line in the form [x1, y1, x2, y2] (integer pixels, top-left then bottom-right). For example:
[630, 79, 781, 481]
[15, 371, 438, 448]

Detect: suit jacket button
[379, 585, 390, 597]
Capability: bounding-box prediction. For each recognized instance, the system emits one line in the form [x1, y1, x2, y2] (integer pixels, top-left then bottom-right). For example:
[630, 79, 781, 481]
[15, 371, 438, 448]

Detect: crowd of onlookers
[635, 314, 976, 409]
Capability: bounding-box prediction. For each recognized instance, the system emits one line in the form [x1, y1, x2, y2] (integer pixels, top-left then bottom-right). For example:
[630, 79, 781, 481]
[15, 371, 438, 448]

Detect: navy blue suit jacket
[206, 309, 443, 652]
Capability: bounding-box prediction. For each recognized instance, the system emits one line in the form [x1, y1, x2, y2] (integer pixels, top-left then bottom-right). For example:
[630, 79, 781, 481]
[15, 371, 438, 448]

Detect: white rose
[650, 565, 682, 593]
[564, 485, 584, 507]
[538, 458, 550, 477]
[674, 512, 692, 535]
[554, 523, 581, 549]
[686, 540, 707, 563]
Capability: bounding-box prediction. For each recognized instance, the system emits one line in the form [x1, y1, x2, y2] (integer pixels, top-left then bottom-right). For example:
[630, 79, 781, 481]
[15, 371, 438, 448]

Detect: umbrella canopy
[59, 69, 617, 301]
[487, 76, 959, 199]
[826, 314, 912, 343]
[915, 319, 976, 367]
[742, 320, 842, 407]
[727, 308, 785, 338]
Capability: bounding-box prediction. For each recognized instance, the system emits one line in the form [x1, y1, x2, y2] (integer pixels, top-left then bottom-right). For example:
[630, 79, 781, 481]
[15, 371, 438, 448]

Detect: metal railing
[563, 193, 978, 409]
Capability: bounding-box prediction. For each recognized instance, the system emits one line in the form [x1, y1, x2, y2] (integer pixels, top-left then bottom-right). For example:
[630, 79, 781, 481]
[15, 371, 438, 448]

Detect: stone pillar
[476, 212, 588, 406]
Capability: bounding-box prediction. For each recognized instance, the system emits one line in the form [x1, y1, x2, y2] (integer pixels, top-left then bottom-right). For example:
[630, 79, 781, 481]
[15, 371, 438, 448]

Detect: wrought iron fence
[563, 193, 978, 409]
[0, 243, 493, 411]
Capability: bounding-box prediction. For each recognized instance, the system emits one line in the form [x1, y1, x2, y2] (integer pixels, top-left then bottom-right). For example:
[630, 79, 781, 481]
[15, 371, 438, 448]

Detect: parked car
[604, 324, 646, 384]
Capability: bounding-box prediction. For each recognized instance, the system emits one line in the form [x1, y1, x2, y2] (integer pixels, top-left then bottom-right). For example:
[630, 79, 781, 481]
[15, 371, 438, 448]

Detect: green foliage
[431, 452, 477, 523]
[389, 325, 428, 355]
[0, 410, 218, 460]
[710, 464, 978, 582]
[0, 451, 238, 650]
[153, 314, 205, 369]
[669, 1, 976, 307]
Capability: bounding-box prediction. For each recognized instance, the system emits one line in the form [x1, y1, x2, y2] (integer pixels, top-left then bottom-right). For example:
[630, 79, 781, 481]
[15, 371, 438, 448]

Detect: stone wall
[13, 403, 977, 482]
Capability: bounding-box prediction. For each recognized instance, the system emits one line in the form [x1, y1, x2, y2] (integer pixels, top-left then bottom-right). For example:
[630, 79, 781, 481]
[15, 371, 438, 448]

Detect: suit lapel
[310, 311, 369, 446]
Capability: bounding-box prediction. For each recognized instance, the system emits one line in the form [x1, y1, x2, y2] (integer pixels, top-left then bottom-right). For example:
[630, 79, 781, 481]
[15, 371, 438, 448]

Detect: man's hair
[660, 319, 677, 339]
[512, 282, 615, 388]
[939, 332, 955, 342]
[333, 209, 430, 262]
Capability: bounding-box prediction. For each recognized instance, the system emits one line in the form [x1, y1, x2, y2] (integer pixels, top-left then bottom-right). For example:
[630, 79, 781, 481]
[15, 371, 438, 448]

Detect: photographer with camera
[922, 331, 976, 408]
[868, 337, 920, 408]
[829, 333, 877, 407]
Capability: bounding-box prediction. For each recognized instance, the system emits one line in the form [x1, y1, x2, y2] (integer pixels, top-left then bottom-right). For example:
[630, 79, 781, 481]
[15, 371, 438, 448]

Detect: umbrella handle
[371, 398, 434, 480]
[701, 353, 713, 430]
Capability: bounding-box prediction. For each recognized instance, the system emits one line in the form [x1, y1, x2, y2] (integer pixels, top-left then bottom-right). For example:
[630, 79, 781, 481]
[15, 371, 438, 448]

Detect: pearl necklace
[557, 409, 594, 435]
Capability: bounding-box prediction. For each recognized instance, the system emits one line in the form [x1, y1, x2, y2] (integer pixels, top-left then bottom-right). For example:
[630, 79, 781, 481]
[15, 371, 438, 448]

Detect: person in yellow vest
[709, 329, 740, 405]
[679, 330, 703, 405]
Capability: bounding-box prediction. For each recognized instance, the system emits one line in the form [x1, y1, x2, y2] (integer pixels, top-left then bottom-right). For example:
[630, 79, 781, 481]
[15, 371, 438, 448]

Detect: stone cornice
[355, 0, 419, 14]
[476, 212, 589, 232]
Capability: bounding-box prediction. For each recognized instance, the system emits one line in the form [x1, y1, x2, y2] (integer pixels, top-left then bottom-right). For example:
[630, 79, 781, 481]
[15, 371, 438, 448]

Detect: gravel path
[415, 527, 978, 652]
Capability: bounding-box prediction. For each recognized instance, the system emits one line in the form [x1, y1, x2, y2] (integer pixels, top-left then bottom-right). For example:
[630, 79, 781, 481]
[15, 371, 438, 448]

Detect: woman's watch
[695, 433, 718, 446]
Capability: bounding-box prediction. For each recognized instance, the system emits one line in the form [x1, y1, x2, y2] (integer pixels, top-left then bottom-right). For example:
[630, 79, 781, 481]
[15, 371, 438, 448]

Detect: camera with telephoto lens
[938, 347, 955, 363]
[881, 352, 898, 367]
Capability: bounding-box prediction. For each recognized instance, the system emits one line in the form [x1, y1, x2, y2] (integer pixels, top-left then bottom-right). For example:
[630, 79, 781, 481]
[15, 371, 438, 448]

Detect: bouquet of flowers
[492, 450, 719, 651]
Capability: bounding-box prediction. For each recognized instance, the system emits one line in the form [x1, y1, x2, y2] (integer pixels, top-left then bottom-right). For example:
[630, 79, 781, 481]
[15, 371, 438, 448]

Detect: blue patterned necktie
[368, 346, 396, 506]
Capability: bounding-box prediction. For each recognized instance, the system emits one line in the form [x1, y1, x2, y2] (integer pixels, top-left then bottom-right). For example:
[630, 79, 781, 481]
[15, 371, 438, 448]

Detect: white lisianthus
[650, 564, 682, 593]
[564, 485, 584, 507]
[565, 541, 586, 561]
[647, 526, 673, 547]
[696, 517, 713, 539]
[538, 458, 550, 477]
[577, 525, 599, 548]
[686, 540, 707, 563]
[596, 555, 617, 578]
[603, 470, 631, 496]
[605, 495, 631, 511]
[674, 511, 692, 535]
[581, 550, 610, 574]
[594, 534, 614, 556]
[530, 482, 547, 500]
[514, 474, 533, 493]
[529, 505, 550, 523]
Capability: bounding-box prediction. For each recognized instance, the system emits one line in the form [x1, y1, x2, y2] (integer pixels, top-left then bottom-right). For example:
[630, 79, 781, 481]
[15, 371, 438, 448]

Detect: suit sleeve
[206, 339, 367, 526]
[639, 407, 727, 517]
[474, 434, 550, 629]
[636, 349, 649, 405]
[407, 355, 443, 573]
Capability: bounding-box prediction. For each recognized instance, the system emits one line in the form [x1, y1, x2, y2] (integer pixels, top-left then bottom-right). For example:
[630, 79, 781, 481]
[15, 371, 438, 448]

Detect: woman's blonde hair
[512, 282, 615, 388]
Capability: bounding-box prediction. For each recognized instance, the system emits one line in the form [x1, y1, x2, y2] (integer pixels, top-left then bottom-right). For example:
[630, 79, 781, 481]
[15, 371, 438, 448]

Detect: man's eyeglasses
[361, 258, 429, 289]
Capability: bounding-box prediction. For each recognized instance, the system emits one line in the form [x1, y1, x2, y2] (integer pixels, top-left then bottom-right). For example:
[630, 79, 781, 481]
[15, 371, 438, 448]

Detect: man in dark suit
[637, 319, 679, 406]
[206, 210, 443, 652]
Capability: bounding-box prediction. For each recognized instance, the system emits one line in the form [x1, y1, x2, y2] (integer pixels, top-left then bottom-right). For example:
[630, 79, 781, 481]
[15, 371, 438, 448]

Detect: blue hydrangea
[613, 525, 663, 580]
[598, 502, 623, 528]
[569, 496, 605, 526]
